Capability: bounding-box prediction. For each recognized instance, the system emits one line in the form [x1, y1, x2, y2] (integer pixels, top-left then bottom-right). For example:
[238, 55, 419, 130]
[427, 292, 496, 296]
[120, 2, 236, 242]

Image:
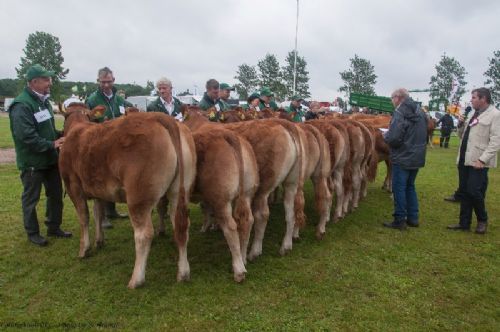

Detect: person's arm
[10, 104, 57, 152]
[384, 109, 406, 148]
[478, 112, 500, 165]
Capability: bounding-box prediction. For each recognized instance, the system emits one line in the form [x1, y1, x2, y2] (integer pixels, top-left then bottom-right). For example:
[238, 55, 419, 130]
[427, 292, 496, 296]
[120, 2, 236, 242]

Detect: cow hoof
[279, 247, 292, 256]
[234, 272, 246, 283]
[78, 247, 91, 258]
[247, 251, 261, 262]
[177, 271, 190, 282]
[127, 279, 145, 289]
[315, 231, 325, 240]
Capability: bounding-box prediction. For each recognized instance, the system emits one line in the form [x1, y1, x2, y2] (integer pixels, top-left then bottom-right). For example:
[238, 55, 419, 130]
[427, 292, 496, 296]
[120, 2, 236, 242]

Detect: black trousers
[457, 164, 488, 228]
[440, 130, 451, 148]
[20, 166, 63, 235]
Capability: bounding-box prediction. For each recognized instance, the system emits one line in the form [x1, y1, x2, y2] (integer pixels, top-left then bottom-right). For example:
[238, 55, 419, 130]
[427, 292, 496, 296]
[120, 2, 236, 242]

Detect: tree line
[3, 31, 500, 107]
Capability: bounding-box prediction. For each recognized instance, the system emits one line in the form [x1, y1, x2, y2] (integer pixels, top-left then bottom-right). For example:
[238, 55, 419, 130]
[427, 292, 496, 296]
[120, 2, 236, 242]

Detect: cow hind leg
[248, 194, 270, 261]
[93, 199, 105, 248]
[280, 182, 298, 255]
[332, 172, 344, 222]
[216, 203, 246, 283]
[238, 196, 254, 264]
[311, 176, 332, 240]
[127, 206, 154, 289]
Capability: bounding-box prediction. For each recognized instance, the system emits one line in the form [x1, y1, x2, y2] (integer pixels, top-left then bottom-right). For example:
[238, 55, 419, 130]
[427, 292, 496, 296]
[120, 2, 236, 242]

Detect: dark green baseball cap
[25, 64, 55, 81]
[247, 92, 261, 103]
[260, 87, 273, 97]
[220, 83, 235, 91]
[291, 95, 304, 101]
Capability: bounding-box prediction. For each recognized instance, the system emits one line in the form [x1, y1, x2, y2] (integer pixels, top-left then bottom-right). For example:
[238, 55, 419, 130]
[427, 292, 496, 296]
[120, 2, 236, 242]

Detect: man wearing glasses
[85, 67, 129, 227]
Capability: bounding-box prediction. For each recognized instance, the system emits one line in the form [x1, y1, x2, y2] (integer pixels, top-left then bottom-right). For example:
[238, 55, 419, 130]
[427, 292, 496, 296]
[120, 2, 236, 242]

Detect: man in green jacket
[259, 86, 279, 111]
[86, 66, 132, 122]
[286, 95, 306, 122]
[85, 67, 128, 227]
[218, 83, 234, 111]
[8, 64, 72, 246]
[198, 79, 227, 121]
[147, 77, 184, 121]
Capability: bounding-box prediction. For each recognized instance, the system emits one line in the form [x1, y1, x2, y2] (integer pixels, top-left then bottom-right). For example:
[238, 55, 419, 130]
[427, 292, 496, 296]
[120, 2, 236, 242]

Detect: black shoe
[475, 222, 487, 235]
[28, 234, 48, 246]
[446, 224, 470, 231]
[106, 211, 128, 219]
[102, 218, 113, 229]
[47, 229, 73, 238]
[444, 195, 459, 203]
[383, 220, 407, 230]
[406, 220, 419, 227]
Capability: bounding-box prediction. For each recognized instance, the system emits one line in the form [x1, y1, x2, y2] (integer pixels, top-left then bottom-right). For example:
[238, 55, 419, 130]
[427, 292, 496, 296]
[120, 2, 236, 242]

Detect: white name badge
[34, 109, 52, 123]
[379, 128, 389, 133]
[215, 104, 221, 112]
[175, 113, 184, 122]
[301, 116, 306, 122]
[119, 106, 125, 114]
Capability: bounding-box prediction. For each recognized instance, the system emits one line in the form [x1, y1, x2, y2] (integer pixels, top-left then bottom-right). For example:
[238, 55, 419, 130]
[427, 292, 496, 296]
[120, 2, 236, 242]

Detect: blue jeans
[392, 164, 419, 222]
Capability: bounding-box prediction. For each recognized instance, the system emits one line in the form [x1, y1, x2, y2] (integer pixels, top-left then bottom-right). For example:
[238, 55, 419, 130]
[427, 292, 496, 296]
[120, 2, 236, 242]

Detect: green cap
[260, 87, 273, 97]
[220, 83, 234, 91]
[25, 64, 55, 81]
[291, 95, 303, 101]
[247, 92, 260, 102]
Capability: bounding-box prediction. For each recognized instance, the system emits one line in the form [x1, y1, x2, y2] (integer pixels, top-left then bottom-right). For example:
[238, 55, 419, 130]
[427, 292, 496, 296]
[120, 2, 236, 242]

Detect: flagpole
[293, 0, 299, 96]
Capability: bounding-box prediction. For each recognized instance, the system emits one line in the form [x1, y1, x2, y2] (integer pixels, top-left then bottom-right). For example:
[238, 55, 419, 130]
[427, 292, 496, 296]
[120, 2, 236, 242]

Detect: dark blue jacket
[384, 98, 427, 169]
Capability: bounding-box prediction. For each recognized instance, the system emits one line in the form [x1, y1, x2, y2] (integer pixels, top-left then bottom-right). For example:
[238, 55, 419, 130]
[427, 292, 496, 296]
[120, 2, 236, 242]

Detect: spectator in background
[436, 109, 455, 148]
[219, 83, 234, 110]
[447, 88, 500, 234]
[383, 88, 428, 230]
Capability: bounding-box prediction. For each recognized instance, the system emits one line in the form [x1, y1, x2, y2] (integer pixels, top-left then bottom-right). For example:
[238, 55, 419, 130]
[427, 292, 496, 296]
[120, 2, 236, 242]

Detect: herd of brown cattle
[59, 104, 397, 289]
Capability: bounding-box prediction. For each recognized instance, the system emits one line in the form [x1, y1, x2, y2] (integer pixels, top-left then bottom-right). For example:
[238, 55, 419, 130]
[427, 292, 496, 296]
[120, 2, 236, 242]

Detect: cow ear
[220, 112, 225, 121]
[89, 105, 106, 120]
[125, 107, 140, 115]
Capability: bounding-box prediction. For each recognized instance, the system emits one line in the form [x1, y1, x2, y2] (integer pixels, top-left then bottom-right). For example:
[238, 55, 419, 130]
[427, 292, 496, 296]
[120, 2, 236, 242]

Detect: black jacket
[437, 113, 454, 134]
[384, 98, 427, 169]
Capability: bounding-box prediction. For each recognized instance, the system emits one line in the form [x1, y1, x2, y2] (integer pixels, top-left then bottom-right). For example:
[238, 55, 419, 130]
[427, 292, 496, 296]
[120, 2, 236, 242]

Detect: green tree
[429, 53, 467, 103]
[0, 79, 19, 97]
[484, 50, 500, 107]
[234, 63, 259, 100]
[282, 51, 310, 99]
[339, 54, 377, 96]
[257, 54, 286, 100]
[15, 31, 69, 102]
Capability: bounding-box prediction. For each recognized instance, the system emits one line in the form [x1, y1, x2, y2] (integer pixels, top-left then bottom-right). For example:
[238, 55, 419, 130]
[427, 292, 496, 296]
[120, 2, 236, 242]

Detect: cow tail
[157, 116, 189, 245]
[222, 132, 249, 227]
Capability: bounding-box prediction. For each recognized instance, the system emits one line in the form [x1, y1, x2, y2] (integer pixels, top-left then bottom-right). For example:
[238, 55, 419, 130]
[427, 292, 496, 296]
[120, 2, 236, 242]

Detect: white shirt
[160, 97, 174, 115]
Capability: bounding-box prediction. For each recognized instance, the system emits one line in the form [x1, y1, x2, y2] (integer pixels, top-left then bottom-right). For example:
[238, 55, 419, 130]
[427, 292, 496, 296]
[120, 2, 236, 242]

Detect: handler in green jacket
[259, 87, 279, 111]
[147, 77, 184, 121]
[218, 83, 234, 111]
[86, 66, 132, 122]
[85, 66, 129, 227]
[198, 79, 227, 121]
[8, 64, 72, 246]
[286, 95, 306, 122]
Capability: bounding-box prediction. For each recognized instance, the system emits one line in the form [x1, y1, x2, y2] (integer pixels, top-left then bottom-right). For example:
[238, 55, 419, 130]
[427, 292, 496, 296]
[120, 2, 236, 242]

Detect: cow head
[125, 107, 140, 115]
[62, 105, 106, 135]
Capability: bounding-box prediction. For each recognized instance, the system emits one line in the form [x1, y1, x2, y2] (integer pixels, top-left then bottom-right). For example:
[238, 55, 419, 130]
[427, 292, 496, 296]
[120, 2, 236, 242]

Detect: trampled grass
[0, 133, 499, 331]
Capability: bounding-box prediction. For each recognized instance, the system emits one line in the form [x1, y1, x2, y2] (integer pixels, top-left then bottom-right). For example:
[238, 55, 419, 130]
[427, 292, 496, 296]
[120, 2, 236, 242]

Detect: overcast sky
[1, 0, 498, 103]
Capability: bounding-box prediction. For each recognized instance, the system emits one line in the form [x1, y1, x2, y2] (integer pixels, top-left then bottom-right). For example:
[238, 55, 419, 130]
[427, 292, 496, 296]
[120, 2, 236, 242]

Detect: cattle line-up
[59, 104, 393, 289]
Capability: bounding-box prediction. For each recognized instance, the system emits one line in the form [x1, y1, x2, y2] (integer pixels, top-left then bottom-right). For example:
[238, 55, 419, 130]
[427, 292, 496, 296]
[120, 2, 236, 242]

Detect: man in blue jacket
[383, 88, 428, 230]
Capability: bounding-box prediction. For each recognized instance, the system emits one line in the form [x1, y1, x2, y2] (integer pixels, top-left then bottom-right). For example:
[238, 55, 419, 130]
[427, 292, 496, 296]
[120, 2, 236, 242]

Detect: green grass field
[0, 124, 499, 330]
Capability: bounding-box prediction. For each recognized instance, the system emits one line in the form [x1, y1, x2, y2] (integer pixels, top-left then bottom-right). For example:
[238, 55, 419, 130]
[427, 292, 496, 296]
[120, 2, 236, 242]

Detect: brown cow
[295, 123, 332, 239]
[306, 120, 348, 222]
[59, 105, 196, 288]
[223, 118, 306, 260]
